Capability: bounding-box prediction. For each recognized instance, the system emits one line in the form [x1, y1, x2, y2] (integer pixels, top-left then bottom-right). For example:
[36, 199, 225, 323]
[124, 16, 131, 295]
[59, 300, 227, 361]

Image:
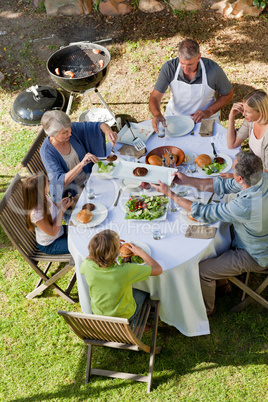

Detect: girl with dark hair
[22, 173, 73, 254]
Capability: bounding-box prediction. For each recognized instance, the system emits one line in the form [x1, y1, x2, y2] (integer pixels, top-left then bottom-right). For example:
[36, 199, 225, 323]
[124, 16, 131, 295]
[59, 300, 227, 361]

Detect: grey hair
[41, 110, 71, 137]
[234, 152, 263, 186]
[178, 38, 200, 60]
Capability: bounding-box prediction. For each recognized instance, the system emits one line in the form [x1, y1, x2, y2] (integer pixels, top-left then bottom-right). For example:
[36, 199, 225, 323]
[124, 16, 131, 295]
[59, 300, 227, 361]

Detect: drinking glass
[125, 147, 136, 162]
[157, 121, 165, 138]
[152, 224, 162, 240]
[84, 180, 96, 200]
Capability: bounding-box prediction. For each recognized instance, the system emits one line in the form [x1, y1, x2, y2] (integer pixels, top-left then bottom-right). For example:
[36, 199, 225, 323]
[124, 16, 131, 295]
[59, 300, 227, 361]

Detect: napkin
[199, 119, 215, 137]
[118, 144, 146, 159]
[185, 225, 217, 239]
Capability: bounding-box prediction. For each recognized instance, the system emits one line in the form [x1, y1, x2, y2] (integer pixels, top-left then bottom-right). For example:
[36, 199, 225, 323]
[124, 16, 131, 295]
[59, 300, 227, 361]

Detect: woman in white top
[22, 173, 73, 255]
[226, 89, 268, 172]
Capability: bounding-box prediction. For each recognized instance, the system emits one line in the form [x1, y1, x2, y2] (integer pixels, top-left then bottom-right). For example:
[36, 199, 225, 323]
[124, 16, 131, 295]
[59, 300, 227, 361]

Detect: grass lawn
[1, 5, 268, 400]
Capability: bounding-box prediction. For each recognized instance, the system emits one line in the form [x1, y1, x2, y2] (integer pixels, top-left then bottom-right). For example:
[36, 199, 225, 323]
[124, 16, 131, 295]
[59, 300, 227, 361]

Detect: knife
[211, 142, 218, 158]
[114, 189, 122, 206]
[206, 192, 214, 204]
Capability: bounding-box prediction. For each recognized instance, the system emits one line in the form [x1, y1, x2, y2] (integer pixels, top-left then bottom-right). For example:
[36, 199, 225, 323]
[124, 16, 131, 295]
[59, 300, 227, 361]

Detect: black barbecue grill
[46, 41, 120, 128]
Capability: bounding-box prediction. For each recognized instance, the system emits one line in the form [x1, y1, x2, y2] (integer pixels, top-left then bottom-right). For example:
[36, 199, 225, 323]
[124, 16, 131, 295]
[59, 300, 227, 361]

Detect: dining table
[68, 119, 240, 337]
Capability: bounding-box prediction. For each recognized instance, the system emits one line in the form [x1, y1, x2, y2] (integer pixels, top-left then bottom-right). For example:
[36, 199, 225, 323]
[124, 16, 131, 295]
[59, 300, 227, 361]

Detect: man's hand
[190, 109, 213, 123]
[220, 172, 234, 179]
[172, 171, 191, 186]
[152, 115, 166, 132]
[150, 180, 170, 196]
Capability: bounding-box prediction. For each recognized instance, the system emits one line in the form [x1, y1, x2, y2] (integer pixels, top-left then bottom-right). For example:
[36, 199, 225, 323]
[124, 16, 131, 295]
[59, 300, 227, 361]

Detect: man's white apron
[165, 59, 220, 122]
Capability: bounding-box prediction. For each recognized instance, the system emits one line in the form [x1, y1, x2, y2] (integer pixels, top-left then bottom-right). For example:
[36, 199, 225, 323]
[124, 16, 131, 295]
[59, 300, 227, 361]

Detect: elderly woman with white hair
[40, 110, 117, 202]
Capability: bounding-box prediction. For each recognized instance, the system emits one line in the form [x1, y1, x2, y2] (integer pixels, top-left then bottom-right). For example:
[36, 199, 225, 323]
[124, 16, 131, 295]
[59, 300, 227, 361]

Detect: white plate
[111, 160, 176, 186]
[71, 203, 108, 228]
[91, 158, 120, 179]
[196, 153, 233, 177]
[119, 178, 142, 192]
[165, 115, 195, 137]
[117, 123, 155, 145]
[117, 241, 151, 265]
[124, 195, 168, 221]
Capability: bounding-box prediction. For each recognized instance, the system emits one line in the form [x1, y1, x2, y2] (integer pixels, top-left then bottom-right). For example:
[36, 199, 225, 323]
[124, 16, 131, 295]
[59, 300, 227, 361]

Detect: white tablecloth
[68, 120, 240, 337]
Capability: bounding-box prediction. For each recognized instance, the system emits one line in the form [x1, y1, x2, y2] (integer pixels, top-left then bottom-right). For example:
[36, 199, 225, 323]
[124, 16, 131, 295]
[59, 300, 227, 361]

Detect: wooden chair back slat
[21, 129, 47, 175]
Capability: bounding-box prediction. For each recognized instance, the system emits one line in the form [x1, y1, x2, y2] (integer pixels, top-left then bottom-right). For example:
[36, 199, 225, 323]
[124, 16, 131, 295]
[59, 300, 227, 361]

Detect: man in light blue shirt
[152, 152, 268, 316]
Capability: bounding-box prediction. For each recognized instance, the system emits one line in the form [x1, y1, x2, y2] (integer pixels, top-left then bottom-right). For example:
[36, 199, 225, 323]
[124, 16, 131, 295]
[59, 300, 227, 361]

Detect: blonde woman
[226, 89, 268, 172]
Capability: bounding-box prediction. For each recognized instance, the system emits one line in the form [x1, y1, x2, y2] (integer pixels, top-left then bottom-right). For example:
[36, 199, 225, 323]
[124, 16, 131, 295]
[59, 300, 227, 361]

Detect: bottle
[161, 155, 166, 166]
[169, 151, 176, 169]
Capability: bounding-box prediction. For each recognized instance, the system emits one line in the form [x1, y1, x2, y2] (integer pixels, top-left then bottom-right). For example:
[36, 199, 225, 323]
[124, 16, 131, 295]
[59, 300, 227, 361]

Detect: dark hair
[234, 152, 263, 186]
[88, 230, 120, 268]
[22, 173, 52, 230]
[178, 38, 200, 60]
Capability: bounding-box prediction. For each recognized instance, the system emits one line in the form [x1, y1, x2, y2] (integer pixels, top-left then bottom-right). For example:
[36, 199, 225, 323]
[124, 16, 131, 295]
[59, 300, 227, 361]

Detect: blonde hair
[243, 89, 268, 125]
[41, 110, 71, 137]
[22, 173, 52, 231]
[88, 230, 120, 268]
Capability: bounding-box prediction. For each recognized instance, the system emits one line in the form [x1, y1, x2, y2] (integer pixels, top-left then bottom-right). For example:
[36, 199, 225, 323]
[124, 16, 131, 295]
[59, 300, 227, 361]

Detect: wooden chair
[228, 270, 268, 312]
[58, 299, 162, 393]
[21, 129, 47, 175]
[0, 174, 76, 303]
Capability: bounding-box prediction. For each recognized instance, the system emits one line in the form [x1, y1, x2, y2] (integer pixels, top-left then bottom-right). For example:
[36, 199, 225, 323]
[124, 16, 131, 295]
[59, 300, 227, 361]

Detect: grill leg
[66, 92, 74, 115]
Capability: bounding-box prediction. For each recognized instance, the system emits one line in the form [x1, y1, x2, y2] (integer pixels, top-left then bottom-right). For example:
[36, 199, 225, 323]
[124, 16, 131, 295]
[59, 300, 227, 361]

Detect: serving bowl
[145, 146, 185, 167]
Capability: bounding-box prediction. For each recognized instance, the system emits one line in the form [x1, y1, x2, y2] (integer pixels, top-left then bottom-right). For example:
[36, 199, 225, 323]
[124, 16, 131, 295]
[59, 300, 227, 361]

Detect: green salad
[203, 162, 227, 175]
[97, 161, 115, 173]
[125, 195, 168, 221]
[117, 255, 144, 265]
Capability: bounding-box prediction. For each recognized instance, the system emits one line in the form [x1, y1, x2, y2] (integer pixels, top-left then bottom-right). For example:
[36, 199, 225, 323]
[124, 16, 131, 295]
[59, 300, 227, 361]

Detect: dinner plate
[91, 158, 120, 179]
[124, 195, 168, 221]
[165, 115, 195, 137]
[71, 203, 108, 228]
[196, 153, 233, 177]
[117, 241, 151, 265]
[119, 178, 142, 192]
[117, 123, 155, 145]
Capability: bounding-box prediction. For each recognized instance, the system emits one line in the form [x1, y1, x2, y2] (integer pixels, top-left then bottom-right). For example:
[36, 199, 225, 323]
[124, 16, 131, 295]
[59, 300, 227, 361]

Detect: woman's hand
[100, 123, 118, 147]
[229, 102, 244, 118]
[81, 152, 99, 166]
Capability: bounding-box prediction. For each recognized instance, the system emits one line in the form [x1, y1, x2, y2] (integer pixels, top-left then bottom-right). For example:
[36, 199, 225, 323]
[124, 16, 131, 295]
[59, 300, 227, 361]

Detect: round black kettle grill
[47, 40, 120, 128]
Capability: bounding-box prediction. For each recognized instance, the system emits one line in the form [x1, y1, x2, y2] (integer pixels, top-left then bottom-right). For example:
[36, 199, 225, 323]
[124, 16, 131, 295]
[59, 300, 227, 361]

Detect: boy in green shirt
[80, 230, 162, 321]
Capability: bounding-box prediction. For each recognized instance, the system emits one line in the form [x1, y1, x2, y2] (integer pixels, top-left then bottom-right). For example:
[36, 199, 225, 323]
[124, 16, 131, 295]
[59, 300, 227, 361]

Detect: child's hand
[59, 197, 74, 211]
[127, 243, 147, 257]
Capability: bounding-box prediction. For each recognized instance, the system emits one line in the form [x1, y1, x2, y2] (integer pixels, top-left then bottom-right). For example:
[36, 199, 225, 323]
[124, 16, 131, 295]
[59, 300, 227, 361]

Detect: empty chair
[58, 298, 162, 393]
[0, 174, 76, 303]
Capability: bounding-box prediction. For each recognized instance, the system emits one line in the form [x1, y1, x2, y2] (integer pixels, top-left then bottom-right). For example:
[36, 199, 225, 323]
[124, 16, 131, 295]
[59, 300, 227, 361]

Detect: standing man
[149, 38, 233, 131]
[151, 152, 268, 316]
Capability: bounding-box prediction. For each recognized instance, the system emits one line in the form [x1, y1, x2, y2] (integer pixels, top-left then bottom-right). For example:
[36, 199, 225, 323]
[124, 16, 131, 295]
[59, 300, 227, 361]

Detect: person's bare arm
[64, 153, 98, 186]
[226, 102, 245, 149]
[34, 197, 73, 236]
[126, 243, 162, 276]
[100, 123, 118, 147]
[172, 172, 215, 193]
[191, 89, 234, 123]
[149, 89, 166, 132]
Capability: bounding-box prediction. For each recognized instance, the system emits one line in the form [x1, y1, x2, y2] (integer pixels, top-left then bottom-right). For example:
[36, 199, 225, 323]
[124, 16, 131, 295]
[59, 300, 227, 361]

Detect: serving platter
[165, 115, 195, 137]
[117, 122, 155, 145]
[70, 203, 108, 228]
[196, 153, 232, 177]
[111, 160, 176, 186]
[117, 241, 151, 265]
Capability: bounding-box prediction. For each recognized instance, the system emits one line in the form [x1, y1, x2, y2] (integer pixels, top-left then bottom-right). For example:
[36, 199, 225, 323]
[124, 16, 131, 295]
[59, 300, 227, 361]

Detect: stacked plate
[165, 115, 194, 137]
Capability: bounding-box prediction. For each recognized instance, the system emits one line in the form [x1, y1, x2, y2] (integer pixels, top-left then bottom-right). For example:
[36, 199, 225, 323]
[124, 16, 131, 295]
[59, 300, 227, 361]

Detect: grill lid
[10, 85, 65, 126]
